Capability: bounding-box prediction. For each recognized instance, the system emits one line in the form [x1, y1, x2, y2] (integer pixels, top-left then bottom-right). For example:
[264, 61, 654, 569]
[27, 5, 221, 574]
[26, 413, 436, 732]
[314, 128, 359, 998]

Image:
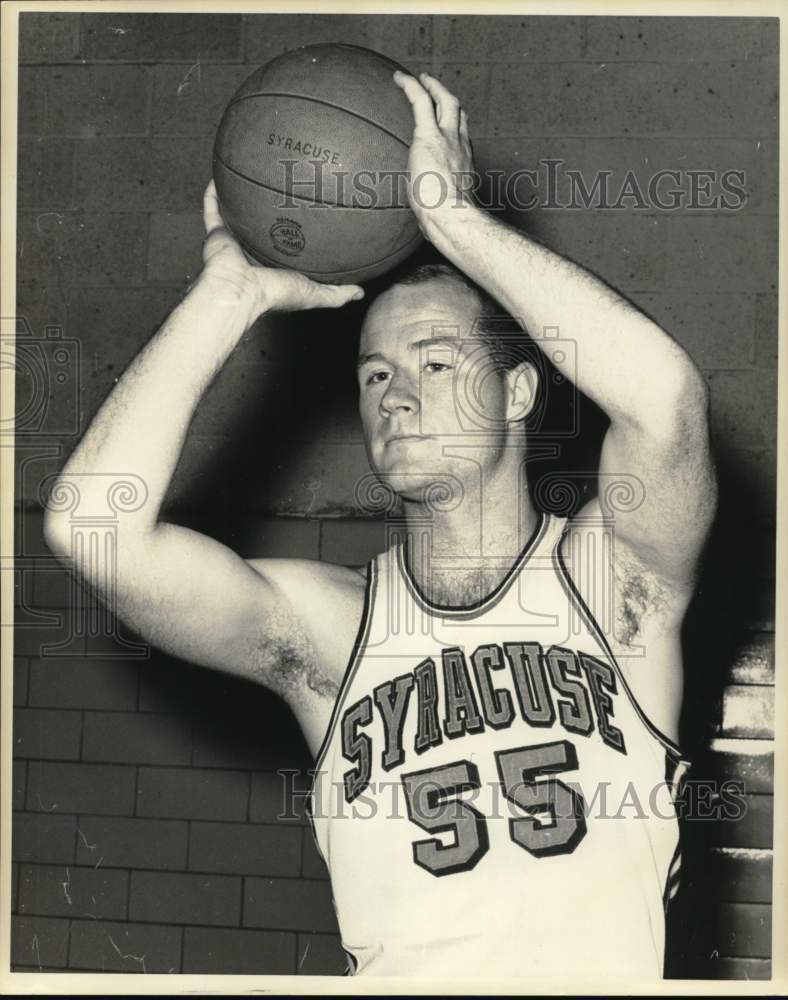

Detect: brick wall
[12, 12, 777, 978]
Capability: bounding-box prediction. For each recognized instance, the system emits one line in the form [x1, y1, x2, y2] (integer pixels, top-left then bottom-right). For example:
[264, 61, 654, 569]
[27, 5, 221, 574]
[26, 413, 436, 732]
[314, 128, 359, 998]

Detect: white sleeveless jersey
[309, 512, 688, 979]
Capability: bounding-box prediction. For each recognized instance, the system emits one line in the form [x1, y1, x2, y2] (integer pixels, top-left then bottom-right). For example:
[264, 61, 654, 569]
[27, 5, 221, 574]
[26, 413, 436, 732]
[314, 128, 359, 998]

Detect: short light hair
[378, 261, 538, 377]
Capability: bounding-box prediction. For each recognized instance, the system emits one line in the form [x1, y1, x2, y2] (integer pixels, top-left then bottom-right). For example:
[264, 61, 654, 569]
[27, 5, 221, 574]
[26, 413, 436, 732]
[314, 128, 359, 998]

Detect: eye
[425, 361, 452, 373]
[366, 370, 391, 385]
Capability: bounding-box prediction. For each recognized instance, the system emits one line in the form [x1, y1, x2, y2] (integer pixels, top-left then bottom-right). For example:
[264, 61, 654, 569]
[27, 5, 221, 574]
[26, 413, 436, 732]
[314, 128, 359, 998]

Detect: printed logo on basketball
[270, 217, 306, 257]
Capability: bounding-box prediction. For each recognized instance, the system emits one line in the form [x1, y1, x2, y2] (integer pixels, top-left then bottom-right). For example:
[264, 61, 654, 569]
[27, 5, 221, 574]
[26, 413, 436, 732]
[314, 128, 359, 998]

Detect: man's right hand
[201, 180, 364, 320]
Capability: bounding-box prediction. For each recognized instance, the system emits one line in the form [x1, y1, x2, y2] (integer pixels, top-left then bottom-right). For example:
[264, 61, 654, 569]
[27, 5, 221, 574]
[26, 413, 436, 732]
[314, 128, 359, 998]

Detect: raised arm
[44, 183, 363, 692]
[394, 71, 716, 589]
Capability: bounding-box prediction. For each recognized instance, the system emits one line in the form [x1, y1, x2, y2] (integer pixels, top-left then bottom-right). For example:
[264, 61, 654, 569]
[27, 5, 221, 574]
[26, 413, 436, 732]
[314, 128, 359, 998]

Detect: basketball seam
[235, 228, 423, 278]
[222, 91, 410, 150]
[215, 155, 411, 211]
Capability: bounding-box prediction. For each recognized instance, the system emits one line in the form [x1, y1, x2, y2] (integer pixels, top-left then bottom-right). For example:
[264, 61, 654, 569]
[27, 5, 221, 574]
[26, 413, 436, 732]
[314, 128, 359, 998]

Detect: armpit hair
[250, 616, 338, 702]
[613, 546, 671, 647]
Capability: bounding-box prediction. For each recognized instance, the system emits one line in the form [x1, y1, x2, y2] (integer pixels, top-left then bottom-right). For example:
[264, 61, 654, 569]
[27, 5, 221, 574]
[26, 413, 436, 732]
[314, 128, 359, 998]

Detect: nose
[380, 372, 419, 417]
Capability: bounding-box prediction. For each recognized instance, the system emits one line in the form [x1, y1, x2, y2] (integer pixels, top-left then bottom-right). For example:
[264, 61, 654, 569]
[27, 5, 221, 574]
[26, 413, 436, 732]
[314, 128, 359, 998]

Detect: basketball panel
[213, 157, 422, 283]
[227, 43, 414, 144]
[215, 96, 410, 209]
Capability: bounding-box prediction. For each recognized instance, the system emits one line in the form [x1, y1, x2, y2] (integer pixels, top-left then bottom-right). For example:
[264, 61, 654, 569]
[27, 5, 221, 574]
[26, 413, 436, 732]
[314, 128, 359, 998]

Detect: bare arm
[395, 71, 716, 587]
[44, 183, 363, 689]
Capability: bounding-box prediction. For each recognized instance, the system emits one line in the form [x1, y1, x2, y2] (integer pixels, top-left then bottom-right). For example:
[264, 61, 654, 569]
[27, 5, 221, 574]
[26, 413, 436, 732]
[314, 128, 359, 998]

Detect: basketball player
[44, 71, 716, 979]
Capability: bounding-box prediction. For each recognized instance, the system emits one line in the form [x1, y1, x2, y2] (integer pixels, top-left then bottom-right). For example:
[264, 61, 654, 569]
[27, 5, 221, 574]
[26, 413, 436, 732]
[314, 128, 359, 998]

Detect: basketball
[212, 44, 422, 284]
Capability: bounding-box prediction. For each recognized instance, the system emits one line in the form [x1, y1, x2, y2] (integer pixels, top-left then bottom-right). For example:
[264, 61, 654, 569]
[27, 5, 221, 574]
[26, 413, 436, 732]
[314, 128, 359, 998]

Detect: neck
[399, 454, 541, 587]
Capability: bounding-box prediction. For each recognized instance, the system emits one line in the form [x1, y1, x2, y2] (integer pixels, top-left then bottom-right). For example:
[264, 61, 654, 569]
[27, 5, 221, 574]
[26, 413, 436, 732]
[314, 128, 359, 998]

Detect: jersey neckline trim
[309, 560, 377, 785]
[553, 530, 688, 763]
[397, 510, 549, 620]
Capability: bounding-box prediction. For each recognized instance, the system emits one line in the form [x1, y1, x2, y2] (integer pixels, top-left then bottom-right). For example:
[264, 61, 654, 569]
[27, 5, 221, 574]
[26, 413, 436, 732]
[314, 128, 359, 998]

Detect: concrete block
[13, 708, 82, 760]
[472, 136, 775, 213]
[728, 633, 775, 686]
[712, 794, 772, 850]
[301, 829, 330, 880]
[189, 820, 301, 877]
[151, 64, 250, 136]
[136, 766, 250, 821]
[664, 216, 777, 293]
[488, 61, 778, 138]
[242, 14, 431, 64]
[707, 370, 777, 449]
[73, 137, 210, 212]
[430, 63, 491, 131]
[69, 918, 182, 972]
[14, 659, 29, 706]
[17, 212, 148, 287]
[626, 291, 755, 369]
[138, 651, 241, 714]
[250, 770, 309, 825]
[64, 286, 180, 428]
[191, 709, 310, 772]
[17, 139, 76, 210]
[244, 876, 338, 932]
[33, 567, 85, 609]
[28, 658, 139, 710]
[706, 847, 772, 904]
[11, 915, 70, 969]
[146, 211, 203, 285]
[234, 516, 321, 560]
[12, 615, 84, 658]
[708, 738, 773, 794]
[713, 901, 771, 958]
[755, 293, 777, 367]
[81, 711, 192, 765]
[129, 870, 242, 926]
[183, 926, 295, 974]
[75, 815, 187, 870]
[719, 449, 776, 524]
[21, 66, 150, 137]
[19, 12, 80, 63]
[433, 14, 584, 60]
[26, 761, 136, 816]
[296, 932, 348, 975]
[255, 435, 375, 518]
[13, 813, 76, 864]
[523, 213, 777, 293]
[585, 15, 778, 61]
[79, 13, 242, 62]
[189, 362, 280, 438]
[13, 760, 27, 810]
[321, 518, 387, 566]
[721, 685, 774, 740]
[18, 863, 128, 920]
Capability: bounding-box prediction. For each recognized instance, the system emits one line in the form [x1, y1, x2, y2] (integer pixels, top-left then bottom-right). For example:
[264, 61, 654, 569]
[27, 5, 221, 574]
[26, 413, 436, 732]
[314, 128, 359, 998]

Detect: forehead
[359, 279, 482, 355]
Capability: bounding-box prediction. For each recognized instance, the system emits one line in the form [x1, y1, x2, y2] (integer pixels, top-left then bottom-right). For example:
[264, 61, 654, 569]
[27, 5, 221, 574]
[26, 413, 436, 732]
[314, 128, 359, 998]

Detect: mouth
[386, 434, 427, 444]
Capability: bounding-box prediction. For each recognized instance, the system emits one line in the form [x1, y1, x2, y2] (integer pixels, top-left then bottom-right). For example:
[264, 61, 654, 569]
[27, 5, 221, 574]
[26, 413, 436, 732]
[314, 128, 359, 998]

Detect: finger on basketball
[315, 283, 365, 308]
[203, 179, 226, 236]
[393, 70, 438, 132]
[419, 73, 460, 132]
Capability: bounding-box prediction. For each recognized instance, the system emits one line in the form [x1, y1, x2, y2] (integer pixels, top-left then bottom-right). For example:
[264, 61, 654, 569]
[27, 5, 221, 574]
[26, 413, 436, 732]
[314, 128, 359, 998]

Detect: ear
[505, 361, 539, 424]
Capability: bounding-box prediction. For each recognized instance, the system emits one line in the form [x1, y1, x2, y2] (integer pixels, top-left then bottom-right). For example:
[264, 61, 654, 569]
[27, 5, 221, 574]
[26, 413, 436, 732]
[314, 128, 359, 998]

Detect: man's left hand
[393, 71, 477, 240]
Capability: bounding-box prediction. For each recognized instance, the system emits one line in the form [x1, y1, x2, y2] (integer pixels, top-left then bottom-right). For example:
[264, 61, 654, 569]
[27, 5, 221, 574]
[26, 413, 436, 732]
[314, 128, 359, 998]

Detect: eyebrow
[357, 337, 464, 369]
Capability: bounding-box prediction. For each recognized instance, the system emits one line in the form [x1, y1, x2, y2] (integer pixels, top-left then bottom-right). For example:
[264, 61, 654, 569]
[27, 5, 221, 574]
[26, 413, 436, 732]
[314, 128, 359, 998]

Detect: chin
[371, 459, 465, 506]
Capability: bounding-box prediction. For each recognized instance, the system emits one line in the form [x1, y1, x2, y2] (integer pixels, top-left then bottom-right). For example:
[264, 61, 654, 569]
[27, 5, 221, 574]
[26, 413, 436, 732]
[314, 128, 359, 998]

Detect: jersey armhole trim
[553, 529, 689, 764]
[310, 557, 378, 789]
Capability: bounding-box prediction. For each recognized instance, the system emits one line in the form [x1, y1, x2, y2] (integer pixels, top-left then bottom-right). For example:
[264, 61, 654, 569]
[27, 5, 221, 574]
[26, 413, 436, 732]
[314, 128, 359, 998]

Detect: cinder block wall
[12, 12, 777, 977]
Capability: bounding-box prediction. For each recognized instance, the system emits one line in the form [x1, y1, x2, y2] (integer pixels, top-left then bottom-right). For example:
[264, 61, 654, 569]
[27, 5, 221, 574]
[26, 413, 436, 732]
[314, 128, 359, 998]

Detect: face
[357, 278, 521, 499]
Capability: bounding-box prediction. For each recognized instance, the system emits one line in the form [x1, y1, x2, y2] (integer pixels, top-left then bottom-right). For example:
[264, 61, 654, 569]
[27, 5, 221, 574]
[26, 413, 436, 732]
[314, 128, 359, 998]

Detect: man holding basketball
[45, 71, 716, 979]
